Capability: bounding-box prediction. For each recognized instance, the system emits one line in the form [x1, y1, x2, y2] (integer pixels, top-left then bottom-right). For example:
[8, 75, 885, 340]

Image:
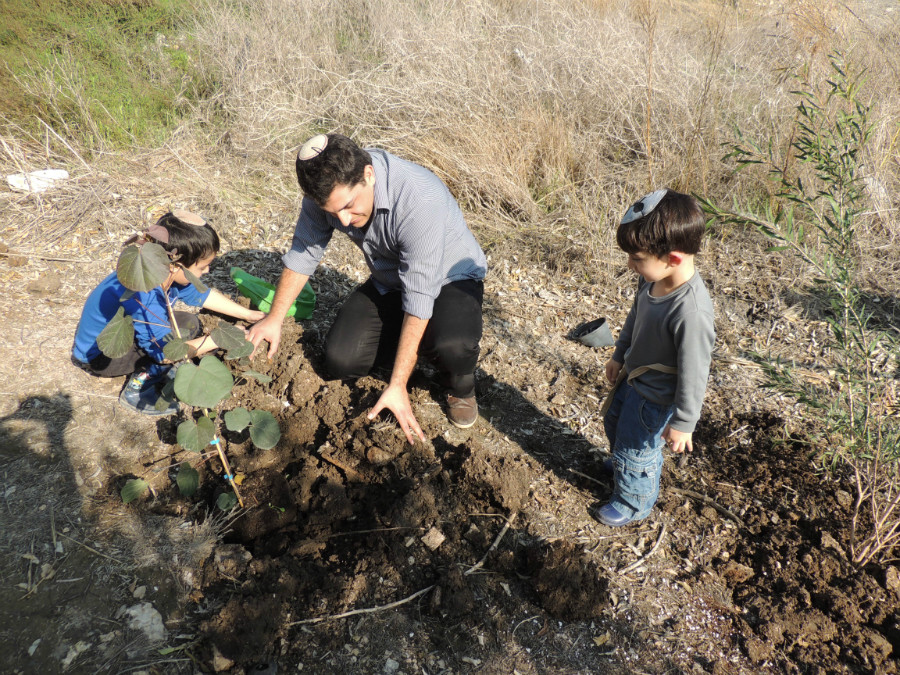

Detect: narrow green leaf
[217, 492, 238, 512]
[249, 410, 281, 450]
[117, 243, 171, 292]
[121, 479, 149, 504]
[174, 356, 234, 408]
[176, 463, 200, 497]
[97, 307, 135, 359]
[242, 369, 273, 384]
[224, 407, 252, 432]
[182, 267, 209, 294]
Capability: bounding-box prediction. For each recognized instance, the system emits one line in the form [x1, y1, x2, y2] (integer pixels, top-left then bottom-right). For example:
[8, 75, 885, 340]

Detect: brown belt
[599, 363, 678, 417]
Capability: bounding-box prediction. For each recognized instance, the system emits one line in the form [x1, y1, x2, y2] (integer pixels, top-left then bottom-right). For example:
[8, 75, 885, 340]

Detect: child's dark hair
[295, 133, 372, 206]
[616, 189, 706, 257]
[151, 212, 220, 267]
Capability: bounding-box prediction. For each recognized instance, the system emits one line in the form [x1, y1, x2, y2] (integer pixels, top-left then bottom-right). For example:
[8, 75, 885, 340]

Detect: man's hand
[367, 383, 426, 445]
[605, 358, 623, 384]
[662, 426, 692, 454]
[247, 314, 284, 359]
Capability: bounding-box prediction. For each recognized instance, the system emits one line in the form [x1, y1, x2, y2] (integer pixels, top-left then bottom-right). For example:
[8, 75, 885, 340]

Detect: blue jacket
[72, 270, 211, 363]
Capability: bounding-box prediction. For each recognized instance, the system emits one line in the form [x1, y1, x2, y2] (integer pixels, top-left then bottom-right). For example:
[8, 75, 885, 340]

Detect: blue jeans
[603, 380, 673, 521]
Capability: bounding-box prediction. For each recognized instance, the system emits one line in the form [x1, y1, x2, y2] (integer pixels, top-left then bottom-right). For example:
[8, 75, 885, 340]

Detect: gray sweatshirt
[611, 271, 715, 433]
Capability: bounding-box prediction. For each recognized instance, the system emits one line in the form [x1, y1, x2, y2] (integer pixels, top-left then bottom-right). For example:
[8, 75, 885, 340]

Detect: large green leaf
[97, 307, 135, 358]
[174, 355, 233, 407]
[211, 323, 247, 351]
[224, 407, 251, 432]
[249, 410, 281, 450]
[217, 492, 238, 512]
[163, 335, 190, 362]
[176, 463, 200, 497]
[121, 478, 149, 504]
[225, 340, 254, 360]
[176, 415, 216, 452]
[117, 242, 171, 292]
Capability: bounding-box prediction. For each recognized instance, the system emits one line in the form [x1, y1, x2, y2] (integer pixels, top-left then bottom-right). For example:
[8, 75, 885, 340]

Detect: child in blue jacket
[72, 210, 265, 415]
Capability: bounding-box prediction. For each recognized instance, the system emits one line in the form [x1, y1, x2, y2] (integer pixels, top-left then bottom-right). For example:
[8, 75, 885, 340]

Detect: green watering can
[230, 266, 316, 319]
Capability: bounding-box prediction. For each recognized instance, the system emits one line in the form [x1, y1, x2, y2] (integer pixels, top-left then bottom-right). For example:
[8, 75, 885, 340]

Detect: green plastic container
[230, 266, 316, 319]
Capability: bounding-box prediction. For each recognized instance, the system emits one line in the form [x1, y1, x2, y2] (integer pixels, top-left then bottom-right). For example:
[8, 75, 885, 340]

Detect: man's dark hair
[616, 189, 706, 257]
[295, 133, 372, 206]
[152, 212, 220, 268]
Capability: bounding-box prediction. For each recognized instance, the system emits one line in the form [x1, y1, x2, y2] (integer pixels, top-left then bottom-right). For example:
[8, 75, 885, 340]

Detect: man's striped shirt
[283, 149, 487, 319]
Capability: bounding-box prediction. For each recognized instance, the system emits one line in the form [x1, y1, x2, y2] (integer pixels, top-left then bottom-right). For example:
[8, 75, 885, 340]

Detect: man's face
[322, 165, 376, 228]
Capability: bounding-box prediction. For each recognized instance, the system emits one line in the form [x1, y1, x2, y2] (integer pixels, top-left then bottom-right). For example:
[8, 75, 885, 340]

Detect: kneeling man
[248, 133, 487, 443]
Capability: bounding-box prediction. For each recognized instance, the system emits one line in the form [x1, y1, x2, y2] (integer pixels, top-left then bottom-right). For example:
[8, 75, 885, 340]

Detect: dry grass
[1, 0, 897, 280]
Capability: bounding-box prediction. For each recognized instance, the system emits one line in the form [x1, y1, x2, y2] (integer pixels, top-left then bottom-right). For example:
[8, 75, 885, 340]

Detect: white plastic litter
[6, 169, 69, 193]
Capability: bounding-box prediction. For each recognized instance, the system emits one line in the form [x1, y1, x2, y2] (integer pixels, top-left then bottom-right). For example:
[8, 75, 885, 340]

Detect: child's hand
[662, 426, 692, 454]
[246, 309, 266, 323]
[605, 359, 622, 384]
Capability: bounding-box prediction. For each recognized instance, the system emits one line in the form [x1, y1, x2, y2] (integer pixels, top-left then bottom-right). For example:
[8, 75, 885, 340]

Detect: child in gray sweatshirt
[591, 189, 715, 527]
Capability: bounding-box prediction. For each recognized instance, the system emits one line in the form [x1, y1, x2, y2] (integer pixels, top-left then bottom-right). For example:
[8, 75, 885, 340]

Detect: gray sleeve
[669, 307, 716, 432]
[612, 279, 643, 363]
[281, 197, 334, 276]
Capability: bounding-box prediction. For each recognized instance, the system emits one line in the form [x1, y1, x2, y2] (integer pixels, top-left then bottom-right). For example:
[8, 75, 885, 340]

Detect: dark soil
[129, 252, 900, 674]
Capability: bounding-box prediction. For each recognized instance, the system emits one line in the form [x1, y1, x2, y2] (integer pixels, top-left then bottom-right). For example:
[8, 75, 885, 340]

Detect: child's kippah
[621, 188, 668, 224]
[298, 134, 329, 161]
[171, 209, 207, 226]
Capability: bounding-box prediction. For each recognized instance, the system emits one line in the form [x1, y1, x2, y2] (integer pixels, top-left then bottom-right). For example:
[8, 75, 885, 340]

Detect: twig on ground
[56, 532, 125, 564]
[318, 451, 363, 481]
[569, 468, 606, 487]
[669, 487, 745, 528]
[287, 584, 437, 626]
[463, 512, 516, 576]
[0, 250, 94, 263]
[327, 526, 425, 538]
[289, 513, 517, 626]
[619, 522, 668, 574]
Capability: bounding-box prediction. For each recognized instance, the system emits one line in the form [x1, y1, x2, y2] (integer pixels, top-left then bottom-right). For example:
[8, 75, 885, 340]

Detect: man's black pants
[324, 279, 483, 398]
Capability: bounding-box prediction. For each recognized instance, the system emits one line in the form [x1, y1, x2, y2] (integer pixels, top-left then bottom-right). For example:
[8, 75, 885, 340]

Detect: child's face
[172, 253, 216, 285]
[626, 251, 673, 282]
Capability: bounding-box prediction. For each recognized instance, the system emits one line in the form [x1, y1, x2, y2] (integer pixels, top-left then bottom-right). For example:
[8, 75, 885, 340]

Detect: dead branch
[619, 522, 668, 574]
[463, 512, 516, 576]
[288, 513, 517, 625]
[318, 451, 364, 481]
[287, 584, 437, 626]
[669, 487, 745, 528]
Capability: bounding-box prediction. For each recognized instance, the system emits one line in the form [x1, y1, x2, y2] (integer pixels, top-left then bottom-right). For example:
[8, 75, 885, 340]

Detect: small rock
[61, 641, 91, 669]
[745, 637, 772, 663]
[212, 645, 234, 672]
[367, 447, 394, 465]
[215, 544, 253, 577]
[123, 603, 167, 643]
[421, 527, 446, 551]
[133, 585, 147, 600]
[384, 657, 400, 673]
[721, 561, 755, 584]
[26, 272, 61, 296]
[820, 532, 844, 556]
[836, 490, 852, 509]
[885, 566, 900, 595]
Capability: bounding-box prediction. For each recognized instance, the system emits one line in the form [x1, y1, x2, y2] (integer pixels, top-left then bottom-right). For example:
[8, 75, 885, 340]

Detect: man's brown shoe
[447, 394, 478, 429]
